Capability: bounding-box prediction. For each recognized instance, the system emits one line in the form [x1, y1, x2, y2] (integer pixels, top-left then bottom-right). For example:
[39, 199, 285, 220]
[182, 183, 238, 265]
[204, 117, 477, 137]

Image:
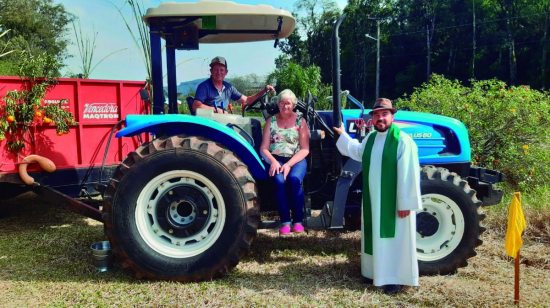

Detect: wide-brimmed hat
[369, 98, 397, 115]
[210, 56, 227, 68]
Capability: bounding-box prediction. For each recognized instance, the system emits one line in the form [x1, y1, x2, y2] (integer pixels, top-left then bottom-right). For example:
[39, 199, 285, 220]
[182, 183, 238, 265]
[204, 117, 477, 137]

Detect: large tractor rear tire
[417, 165, 485, 275]
[103, 136, 259, 281]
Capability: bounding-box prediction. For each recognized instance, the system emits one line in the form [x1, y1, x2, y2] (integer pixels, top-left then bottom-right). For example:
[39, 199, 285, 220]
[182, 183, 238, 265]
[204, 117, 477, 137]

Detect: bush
[0, 52, 75, 152]
[396, 74, 550, 191]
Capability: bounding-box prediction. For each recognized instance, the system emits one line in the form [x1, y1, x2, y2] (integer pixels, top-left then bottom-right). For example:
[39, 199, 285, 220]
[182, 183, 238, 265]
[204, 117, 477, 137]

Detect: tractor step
[258, 211, 329, 230]
[259, 220, 279, 229]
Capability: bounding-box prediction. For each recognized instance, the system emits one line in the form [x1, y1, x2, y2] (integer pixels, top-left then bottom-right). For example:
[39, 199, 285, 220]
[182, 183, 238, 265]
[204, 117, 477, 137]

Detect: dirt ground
[0, 193, 548, 307]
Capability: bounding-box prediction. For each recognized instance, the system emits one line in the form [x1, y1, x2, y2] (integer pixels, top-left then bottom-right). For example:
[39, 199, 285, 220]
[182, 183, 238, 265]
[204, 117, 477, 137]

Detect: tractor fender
[116, 114, 267, 180]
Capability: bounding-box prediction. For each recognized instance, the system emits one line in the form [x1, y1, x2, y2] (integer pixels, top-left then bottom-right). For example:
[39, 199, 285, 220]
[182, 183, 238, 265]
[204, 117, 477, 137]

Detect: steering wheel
[241, 90, 274, 118]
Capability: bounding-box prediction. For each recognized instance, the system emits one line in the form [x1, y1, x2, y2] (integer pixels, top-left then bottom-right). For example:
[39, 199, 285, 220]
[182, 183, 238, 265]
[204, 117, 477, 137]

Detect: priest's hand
[333, 124, 345, 135]
[398, 210, 410, 218]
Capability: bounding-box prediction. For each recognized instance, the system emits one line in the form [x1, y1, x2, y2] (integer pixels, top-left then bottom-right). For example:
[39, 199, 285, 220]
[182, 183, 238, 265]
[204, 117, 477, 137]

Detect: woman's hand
[281, 163, 291, 180]
[269, 160, 282, 177]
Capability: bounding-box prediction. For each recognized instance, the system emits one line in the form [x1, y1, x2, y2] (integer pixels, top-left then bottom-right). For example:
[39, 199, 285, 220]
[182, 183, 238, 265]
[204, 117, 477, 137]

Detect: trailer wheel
[417, 166, 485, 275]
[103, 136, 259, 281]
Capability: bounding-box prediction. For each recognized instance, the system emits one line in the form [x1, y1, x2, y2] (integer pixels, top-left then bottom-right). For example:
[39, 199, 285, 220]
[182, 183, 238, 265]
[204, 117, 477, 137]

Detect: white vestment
[337, 129, 421, 286]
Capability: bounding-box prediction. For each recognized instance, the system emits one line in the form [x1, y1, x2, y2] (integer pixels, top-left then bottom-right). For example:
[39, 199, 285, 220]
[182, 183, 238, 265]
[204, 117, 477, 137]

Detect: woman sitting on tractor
[260, 89, 310, 235]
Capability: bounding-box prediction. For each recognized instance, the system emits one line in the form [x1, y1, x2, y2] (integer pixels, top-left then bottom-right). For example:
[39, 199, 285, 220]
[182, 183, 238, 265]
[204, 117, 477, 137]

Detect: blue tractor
[102, 2, 504, 281]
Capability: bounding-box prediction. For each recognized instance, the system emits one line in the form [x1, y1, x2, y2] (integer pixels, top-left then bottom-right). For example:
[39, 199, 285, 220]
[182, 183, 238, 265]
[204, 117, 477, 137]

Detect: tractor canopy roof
[143, 0, 295, 46]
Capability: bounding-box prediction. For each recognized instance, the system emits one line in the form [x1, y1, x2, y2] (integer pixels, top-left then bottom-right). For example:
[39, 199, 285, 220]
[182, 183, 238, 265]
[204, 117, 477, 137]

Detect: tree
[277, 0, 340, 82]
[278, 0, 550, 100]
[0, 0, 71, 76]
[0, 29, 14, 58]
[0, 29, 15, 73]
[267, 57, 332, 109]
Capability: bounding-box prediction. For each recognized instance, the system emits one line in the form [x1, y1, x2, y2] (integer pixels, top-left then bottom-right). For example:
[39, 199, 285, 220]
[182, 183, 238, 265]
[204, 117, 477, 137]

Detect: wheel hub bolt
[203, 210, 208, 215]
[169, 229, 174, 234]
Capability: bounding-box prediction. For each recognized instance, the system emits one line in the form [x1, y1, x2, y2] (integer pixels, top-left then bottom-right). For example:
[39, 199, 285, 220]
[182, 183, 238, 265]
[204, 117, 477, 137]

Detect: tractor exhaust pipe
[332, 14, 346, 129]
[331, 14, 346, 177]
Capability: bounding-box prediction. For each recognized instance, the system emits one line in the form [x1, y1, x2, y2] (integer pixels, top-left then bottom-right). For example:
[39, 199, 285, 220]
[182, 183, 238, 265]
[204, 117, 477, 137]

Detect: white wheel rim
[135, 170, 226, 258]
[416, 193, 465, 262]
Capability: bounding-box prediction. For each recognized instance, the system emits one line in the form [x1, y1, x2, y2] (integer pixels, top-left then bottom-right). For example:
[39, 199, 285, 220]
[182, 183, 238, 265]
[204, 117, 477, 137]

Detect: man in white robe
[334, 98, 421, 294]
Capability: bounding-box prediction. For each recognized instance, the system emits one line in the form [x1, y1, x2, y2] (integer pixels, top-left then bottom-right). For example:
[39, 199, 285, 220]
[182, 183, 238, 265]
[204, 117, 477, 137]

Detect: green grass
[0, 189, 548, 306]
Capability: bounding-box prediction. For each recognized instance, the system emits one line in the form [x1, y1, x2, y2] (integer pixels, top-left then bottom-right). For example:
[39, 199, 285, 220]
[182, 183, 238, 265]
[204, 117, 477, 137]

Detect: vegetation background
[280, 0, 550, 101]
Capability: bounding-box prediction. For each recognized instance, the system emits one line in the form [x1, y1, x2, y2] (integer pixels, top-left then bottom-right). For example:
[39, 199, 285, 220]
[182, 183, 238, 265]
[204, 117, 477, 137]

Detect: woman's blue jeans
[269, 155, 307, 224]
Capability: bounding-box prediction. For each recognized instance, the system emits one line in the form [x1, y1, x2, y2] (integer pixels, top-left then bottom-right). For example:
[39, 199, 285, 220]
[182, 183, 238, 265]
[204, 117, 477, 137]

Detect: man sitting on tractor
[192, 56, 274, 114]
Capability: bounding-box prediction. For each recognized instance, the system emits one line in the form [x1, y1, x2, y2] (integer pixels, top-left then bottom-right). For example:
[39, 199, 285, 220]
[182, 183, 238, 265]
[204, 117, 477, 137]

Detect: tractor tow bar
[18, 154, 103, 222]
[31, 185, 103, 222]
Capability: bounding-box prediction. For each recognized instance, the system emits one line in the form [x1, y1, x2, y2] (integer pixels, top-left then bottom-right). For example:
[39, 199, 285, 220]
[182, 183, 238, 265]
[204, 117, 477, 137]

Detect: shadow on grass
[220, 230, 372, 295]
[0, 193, 135, 283]
[0, 193, 367, 290]
[225, 259, 373, 296]
[247, 230, 361, 262]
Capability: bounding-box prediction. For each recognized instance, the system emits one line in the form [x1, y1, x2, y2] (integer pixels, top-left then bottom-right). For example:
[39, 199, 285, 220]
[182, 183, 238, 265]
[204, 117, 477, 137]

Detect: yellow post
[504, 192, 526, 305]
[514, 251, 520, 304]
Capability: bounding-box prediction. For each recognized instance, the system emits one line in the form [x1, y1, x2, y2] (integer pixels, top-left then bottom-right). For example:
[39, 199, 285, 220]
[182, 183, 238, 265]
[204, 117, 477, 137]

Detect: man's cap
[210, 56, 227, 68]
[369, 98, 397, 115]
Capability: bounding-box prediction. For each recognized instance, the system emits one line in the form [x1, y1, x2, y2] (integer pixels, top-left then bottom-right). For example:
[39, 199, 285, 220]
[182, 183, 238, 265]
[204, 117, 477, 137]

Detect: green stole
[361, 124, 401, 254]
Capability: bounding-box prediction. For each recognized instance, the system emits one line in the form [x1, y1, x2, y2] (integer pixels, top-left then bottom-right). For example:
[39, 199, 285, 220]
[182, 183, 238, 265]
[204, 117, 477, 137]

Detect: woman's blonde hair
[277, 89, 297, 106]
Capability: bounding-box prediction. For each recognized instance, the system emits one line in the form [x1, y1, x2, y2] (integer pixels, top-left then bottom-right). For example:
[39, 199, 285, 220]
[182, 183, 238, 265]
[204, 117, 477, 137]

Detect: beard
[374, 121, 390, 132]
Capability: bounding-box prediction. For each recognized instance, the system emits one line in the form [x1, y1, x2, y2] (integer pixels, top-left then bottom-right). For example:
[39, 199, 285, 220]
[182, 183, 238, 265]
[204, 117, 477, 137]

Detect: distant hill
[176, 78, 206, 96]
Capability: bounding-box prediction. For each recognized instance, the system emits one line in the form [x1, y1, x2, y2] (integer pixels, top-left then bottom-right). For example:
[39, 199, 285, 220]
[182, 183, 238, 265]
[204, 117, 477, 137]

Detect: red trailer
[0, 76, 148, 201]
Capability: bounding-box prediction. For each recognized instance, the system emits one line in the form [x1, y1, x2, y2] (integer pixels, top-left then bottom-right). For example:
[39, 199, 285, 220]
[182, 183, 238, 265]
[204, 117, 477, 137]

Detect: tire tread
[103, 135, 259, 282]
[419, 165, 485, 276]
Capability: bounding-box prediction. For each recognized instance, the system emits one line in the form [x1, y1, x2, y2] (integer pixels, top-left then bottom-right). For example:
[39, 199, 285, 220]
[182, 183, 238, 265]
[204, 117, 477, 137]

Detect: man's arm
[333, 124, 369, 162]
[396, 134, 422, 214]
[192, 100, 225, 113]
[240, 85, 275, 109]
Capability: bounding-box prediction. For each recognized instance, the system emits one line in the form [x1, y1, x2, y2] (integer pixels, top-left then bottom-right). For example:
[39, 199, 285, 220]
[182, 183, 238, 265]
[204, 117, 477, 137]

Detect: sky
[55, 0, 347, 83]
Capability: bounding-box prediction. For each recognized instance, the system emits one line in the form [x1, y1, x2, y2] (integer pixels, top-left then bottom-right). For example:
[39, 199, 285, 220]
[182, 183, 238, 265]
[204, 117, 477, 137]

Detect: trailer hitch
[32, 185, 103, 222]
[18, 154, 103, 222]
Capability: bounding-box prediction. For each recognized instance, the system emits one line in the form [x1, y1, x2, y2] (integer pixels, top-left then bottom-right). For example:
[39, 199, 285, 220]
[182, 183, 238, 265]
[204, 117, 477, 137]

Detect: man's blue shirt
[195, 78, 242, 110]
